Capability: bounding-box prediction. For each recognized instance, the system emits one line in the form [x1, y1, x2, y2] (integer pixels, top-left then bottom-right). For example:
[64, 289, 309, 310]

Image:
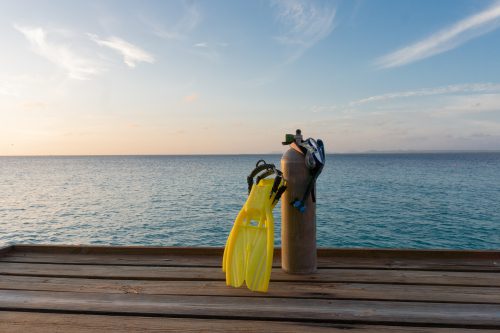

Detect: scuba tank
[281, 129, 326, 274]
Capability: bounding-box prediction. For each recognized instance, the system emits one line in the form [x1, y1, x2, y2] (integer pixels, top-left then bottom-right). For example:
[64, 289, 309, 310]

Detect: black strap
[291, 157, 324, 212]
[247, 160, 276, 194]
[270, 173, 283, 198]
[246, 160, 287, 206]
[272, 184, 287, 205]
[300, 168, 320, 204]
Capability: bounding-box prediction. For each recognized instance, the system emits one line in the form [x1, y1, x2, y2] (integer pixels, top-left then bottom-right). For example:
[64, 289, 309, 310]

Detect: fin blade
[225, 212, 247, 287]
[245, 227, 267, 291]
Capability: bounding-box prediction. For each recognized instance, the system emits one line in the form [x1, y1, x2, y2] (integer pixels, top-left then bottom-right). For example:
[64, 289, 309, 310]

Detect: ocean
[1, 153, 499, 249]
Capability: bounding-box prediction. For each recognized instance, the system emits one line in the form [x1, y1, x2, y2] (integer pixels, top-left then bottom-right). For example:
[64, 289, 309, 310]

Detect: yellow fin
[223, 178, 282, 292]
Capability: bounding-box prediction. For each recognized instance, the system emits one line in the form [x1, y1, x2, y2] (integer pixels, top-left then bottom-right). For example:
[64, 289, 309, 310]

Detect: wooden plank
[12, 244, 500, 260]
[1, 290, 500, 327]
[0, 252, 224, 267]
[316, 248, 500, 261]
[9, 244, 470, 259]
[12, 245, 225, 256]
[3, 251, 499, 271]
[0, 262, 499, 286]
[0, 311, 493, 333]
[1, 275, 499, 304]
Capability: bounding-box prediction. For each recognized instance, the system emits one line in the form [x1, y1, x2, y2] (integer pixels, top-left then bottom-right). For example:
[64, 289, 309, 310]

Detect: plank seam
[1, 272, 498, 288]
[1, 259, 498, 272]
[12, 244, 500, 259]
[1, 307, 499, 329]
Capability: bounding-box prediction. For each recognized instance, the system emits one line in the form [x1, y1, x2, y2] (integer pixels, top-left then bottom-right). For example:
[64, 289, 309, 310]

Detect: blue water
[0, 153, 499, 249]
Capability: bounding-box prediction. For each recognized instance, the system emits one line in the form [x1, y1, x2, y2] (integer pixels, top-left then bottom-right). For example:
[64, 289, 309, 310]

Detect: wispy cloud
[15, 25, 102, 80]
[433, 93, 500, 116]
[307, 86, 500, 152]
[351, 83, 500, 105]
[377, 2, 500, 68]
[272, 0, 336, 63]
[190, 42, 228, 62]
[310, 82, 500, 113]
[146, 2, 201, 40]
[88, 34, 154, 68]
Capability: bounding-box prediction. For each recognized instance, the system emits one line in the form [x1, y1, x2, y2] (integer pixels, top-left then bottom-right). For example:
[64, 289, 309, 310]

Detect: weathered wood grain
[1, 245, 499, 331]
[1, 262, 498, 286]
[0, 275, 499, 304]
[12, 245, 224, 256]
[2, 251, 498, 271]
[1, 290, 499, 327]
[12, 244, 500, 260]
[0, 311, 494, 333]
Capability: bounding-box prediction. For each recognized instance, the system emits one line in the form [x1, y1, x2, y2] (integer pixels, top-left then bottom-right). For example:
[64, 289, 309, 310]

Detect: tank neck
[290, 142, 304, 155]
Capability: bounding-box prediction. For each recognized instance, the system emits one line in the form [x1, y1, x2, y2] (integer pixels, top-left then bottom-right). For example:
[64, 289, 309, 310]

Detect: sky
[1, 0, 500, 155]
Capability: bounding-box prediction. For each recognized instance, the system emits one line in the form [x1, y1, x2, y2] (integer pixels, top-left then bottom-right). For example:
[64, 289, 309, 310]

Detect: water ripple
[0, 154, 499, 249]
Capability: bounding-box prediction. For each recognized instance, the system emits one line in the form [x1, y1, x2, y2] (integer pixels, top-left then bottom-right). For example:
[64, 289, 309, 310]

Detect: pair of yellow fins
[222, 160, 286, 292]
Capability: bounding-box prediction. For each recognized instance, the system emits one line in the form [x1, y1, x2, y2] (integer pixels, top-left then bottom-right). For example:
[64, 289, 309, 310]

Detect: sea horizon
[2, 153, 499, 249]
[2, 150, 500, 158]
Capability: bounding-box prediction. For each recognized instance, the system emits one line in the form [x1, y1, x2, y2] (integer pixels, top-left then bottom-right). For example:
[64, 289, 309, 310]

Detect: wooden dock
[0, 245, 499, 332]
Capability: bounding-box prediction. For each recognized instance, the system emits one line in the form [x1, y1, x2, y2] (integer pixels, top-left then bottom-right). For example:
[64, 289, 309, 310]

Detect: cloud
[432, 93, 500, 116]
[377, 2, 500, 68]
[146, 2, 201, 40]
[190, 42, 228, 62]
[306, 93, 500, 153]
[272, 0, 336, 63]
[350, 83, 500, 105]
[88, 34, 154, 68]
[15, 25, 102, 80]
[310, 82, 500, 114]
